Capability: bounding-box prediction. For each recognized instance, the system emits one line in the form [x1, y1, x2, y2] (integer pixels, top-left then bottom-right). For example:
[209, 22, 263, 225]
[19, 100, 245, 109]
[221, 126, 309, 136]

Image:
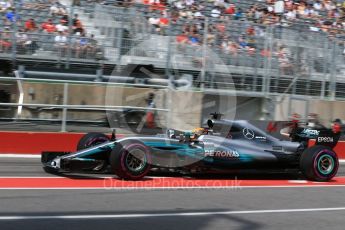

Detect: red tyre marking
[119, 143, 151, 179]
[85, 137, 109, 147]
[312, 150, 339, 179]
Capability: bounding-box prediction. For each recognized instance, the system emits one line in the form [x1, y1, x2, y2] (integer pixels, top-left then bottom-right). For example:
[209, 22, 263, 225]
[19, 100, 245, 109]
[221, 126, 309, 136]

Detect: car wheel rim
[317, 154, 334, 175]
[125, 149, 147, 172]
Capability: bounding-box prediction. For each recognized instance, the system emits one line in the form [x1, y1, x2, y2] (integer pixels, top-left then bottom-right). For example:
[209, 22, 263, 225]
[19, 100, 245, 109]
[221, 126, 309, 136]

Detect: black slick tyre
[300, 145, 339, 182]
[110, 141, 151, 180]
[77, 132, 110, 151]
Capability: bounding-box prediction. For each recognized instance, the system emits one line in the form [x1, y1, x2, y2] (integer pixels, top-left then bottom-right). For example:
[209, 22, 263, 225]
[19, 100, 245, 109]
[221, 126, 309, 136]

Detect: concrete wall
[19, 82, 204, 130]
[17, 82, 345, 129]
[169, 91, 203, 130]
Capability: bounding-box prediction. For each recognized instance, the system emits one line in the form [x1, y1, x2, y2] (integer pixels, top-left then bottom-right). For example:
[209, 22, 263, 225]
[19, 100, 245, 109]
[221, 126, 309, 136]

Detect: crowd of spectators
[88, 0, 345, 37]
[0, 0, 100, 59]
[1, 0, 345, 72]
[67, 0, 341, 73]
[132, 0, 345, 73]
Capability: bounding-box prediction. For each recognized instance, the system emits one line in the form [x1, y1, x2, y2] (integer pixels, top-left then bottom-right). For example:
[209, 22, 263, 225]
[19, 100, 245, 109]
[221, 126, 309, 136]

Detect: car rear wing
[315, 129, 341, 149]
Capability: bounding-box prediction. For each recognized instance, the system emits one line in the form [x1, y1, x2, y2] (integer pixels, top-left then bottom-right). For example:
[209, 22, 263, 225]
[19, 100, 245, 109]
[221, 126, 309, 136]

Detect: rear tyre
[300, 145, 339, 182]
[77, 132, 110, 151]
[110, 141, 151, 180]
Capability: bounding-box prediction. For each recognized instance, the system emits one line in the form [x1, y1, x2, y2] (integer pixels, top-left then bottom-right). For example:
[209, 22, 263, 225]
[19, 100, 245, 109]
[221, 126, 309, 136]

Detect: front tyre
[77, 132, 110, 151]
[110, 141, 151, 180]
[300, 145, 339, 182]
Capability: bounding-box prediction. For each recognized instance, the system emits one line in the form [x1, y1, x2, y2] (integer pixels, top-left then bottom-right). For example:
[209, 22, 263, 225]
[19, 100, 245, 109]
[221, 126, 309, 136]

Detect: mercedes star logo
[243, 128, 255, 140]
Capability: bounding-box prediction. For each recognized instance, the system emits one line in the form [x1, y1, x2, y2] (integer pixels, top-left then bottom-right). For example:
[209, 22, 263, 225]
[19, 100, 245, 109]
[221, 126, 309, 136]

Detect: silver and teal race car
[41, 115, 341, 181]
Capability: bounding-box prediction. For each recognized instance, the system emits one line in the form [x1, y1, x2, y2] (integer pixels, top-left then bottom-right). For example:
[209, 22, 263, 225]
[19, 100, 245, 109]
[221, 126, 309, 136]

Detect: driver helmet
[192, 127, 205, 136]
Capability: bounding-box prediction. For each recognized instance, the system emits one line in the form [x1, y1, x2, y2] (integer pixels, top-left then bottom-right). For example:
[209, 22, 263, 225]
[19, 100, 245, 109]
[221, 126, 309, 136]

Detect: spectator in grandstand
[313, 0, 322, 10]
[238, 35, 248, 49]
[74, 32, 88, 58]
[26, 32, 39, 54]
[70, 31, 98, 58]
[188, 32, 200, 46]
[56, 19, 68, 33]
[73, 19, 84, 35]
[41, 19, 56, 33]
[274, 0, 284, 14]
[148, 13, 160, 33]
[246, 5, 256, 21]
[225, 3, 236, 15]
[324, 0, 336, 11]
[2, 16, 11, 28]
[24, 18, 37, 32]
[277, 45, 293, 75]
[23, 1, 49, 10]
[159, 12, 169, 35]
[148, 0, 165, 11]
[0, 27, 11, 53]
[208, 25, 218, 44]
[50, 2, 67, 16]
[176, 31, 189, 43]
[260, 48, 271, 57]
[72, 14, 79, 26]
[61, 13, 69, 22]
[54, 31, 67, 56]
[72, 0, 81, 6]
[234, 8, 244, 20]
[16, 29, 29, 54]
[86, 34, 98, 57]
[6, 8, 20, 23]
[147, 10, 169, 34]
[0, 0, 11, 12]
[285, 6, 297, 20]
[221, 38, 239, 56]
[211, 7, 221, 18]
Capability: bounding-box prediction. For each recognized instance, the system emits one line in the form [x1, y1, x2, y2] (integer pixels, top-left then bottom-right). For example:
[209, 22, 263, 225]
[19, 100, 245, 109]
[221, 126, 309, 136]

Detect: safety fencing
[1, 3, 345, 100]
[0, 72, 172, 132]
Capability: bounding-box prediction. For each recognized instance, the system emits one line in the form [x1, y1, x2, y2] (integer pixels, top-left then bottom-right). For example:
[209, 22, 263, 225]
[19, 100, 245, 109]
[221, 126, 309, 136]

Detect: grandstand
[1, 0, 345, 131]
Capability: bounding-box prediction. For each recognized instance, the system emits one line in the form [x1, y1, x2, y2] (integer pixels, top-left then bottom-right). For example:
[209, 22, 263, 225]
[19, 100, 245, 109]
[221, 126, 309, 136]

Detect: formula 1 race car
[41, 114, 341, 181]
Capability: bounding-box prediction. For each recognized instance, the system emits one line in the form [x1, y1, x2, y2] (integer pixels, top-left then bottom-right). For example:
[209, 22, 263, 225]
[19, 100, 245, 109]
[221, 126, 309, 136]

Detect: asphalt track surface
[1, 157, 345, 230]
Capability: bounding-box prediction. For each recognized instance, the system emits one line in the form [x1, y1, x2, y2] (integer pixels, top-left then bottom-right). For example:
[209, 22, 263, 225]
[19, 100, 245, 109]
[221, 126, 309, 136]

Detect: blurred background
[1, 0, 345, 134]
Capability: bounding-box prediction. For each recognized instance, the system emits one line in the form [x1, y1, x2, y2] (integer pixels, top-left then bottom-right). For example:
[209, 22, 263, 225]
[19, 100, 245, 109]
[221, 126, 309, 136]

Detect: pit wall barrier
[0, 132, 345, 159]
[0, 132, 123, 154]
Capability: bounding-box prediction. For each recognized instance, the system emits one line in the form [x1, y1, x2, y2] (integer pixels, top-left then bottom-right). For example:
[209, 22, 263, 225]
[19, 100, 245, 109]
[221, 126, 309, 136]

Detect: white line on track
[288, 180, 308, 183]
[0, 154, 41, 158]
[1, 207, 345, 220]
